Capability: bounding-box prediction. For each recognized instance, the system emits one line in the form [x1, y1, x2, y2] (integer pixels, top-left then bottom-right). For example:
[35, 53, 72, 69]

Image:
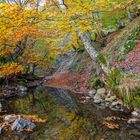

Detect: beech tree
[44, 0, 140, 74]
[0, 3, 45, 78]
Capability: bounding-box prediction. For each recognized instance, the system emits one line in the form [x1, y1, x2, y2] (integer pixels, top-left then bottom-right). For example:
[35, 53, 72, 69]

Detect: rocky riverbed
[78, 87, 140, 131]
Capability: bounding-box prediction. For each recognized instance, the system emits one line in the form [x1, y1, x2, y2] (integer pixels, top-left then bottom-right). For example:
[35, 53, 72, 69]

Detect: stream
[0, 86, 140, 140]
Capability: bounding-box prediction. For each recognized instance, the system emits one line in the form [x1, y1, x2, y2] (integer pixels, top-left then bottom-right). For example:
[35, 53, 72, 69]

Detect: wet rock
[105, 101, 110, 107]
[105, 95, 116, 102]
[94, 94, 101, 100]
[97, 88, 106, 96]
[132, 108, 140, 118]
[106, 92, 111, 97]
[18, 86, 28, 92]
[128, 118, 140, 129]
[88, 89, 96, 98]
[4, 115, 17, 122]
[100, 102, 106, 107]
[93, 88, 106, 101]
[110, 100, 123, 111]
[11, 116, 36, 131]
[94, 99, 104, 104]
[85, 96, 90, 100]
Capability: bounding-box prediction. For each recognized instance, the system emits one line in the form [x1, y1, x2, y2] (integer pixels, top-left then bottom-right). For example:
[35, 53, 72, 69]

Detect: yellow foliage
[43, 0, 138, 48]
[0, 0, 139, 78]
[0, 3, 47, 77]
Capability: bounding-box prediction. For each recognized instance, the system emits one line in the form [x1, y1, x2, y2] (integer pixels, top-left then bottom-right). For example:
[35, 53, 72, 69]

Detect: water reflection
[1, 87, 140, 140]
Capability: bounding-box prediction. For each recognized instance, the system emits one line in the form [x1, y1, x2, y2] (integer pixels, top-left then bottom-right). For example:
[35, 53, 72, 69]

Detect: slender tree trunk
[57, 0, 67, 9]
[57, 0, 109, 74]
[57, 0, 99, 60]
[79, 33, 98, 60]
[126, 8, 133, 21]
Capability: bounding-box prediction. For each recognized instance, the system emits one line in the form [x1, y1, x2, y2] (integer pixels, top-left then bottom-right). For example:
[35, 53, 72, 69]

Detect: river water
[1, 86, 140, 140]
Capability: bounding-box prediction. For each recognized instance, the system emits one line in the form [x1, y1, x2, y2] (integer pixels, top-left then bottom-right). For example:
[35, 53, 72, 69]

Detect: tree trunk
[79, 33, 98, 60]
[56, 0, 109, 74]
[56, 0, 99, 60]
[126, 8, 133, 21]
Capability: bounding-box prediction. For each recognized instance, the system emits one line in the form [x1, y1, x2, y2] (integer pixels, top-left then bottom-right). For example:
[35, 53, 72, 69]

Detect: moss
[124, 28, 140, 53]
[104, 16, 140, 62]
[116, 27, 140, 61]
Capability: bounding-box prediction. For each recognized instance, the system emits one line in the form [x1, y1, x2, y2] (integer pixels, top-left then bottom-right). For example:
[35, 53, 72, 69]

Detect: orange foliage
[0, 4, 47, 77]
[102, 122, 119, 129]
[0, 63, 23, 77]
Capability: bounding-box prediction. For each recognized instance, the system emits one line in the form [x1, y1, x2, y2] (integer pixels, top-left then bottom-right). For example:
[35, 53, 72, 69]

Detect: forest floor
[44, 20, 140, 95]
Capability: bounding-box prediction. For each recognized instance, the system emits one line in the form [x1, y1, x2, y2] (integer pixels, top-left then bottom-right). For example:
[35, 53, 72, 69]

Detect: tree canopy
[0, 0, 139, 78]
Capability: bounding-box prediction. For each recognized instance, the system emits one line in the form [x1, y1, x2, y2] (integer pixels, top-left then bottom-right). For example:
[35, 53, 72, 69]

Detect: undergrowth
[103, 68, 140, 108]
[116, 27, 140, 61]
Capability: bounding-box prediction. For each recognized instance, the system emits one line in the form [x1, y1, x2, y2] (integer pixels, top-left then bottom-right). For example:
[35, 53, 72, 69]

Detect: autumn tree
[0, 0, 140, 80]
[43, 0, 140, 75]
[0, 3, 46, 79]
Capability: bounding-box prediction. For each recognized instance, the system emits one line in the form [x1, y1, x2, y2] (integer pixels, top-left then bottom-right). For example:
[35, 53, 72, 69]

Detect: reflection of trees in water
[11, 91, 51, 115]
[6, 89, 97, 140]
[54, 116, 97, 140]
